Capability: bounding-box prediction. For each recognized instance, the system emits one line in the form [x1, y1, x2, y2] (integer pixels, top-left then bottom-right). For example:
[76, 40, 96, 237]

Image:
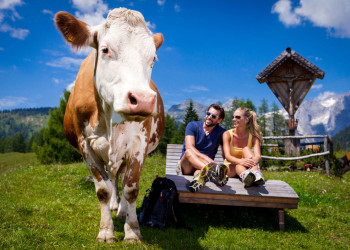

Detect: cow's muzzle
[126, 91, 156, 118]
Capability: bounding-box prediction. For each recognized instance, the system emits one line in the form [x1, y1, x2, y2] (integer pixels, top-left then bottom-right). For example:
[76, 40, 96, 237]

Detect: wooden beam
[261, 151, 330, 160]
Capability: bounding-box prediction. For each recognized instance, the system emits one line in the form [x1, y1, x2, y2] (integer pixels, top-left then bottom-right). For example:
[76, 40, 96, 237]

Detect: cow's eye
[102, 48, 109, 54]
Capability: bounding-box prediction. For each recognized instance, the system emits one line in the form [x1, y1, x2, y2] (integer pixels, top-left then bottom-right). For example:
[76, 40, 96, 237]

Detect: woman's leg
[242, 147, 265, 185]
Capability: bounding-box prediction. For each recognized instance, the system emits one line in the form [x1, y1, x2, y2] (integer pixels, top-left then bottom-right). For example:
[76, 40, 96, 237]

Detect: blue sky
[0, 0, 349, 111]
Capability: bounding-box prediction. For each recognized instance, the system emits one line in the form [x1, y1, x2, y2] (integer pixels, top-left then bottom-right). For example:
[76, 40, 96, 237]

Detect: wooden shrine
[256, 47, 325, 156]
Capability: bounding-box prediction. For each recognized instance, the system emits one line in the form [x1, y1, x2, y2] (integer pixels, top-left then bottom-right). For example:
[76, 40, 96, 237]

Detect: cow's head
[55, 8, 163, 123]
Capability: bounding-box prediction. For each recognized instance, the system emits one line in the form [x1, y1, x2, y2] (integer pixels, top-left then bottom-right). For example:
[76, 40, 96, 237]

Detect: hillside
[332, 125, 350, 150]
[0, 108, 52, 140]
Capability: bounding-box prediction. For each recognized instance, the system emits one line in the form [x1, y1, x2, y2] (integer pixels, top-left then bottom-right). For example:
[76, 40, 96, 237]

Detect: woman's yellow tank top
[224, 129, 252, 165]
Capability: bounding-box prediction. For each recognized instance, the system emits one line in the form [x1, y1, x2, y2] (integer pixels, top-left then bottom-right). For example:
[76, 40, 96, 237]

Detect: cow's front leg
[109, 160, 125, 213]
[82, 139, 115, 243]
[95, 178, 115, 243]
[122, 159, 144, 242]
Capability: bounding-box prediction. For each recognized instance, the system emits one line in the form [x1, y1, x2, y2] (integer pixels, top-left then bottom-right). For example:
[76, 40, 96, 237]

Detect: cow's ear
[54, 11, 97, 49]
[153, 33, 163, 51]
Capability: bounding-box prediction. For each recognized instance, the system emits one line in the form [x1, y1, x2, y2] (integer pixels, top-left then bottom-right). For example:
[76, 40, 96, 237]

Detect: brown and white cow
[54, 8, 164, 243]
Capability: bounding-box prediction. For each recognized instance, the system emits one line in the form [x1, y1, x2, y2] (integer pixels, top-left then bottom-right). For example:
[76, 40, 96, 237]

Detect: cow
[54, 8, 165, 243]
[338, 152, 350, 175]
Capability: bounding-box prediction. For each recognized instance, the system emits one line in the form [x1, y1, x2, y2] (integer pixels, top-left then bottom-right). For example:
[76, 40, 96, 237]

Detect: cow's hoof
[97, 229, 116, 243]
[123, 235, 143, 243]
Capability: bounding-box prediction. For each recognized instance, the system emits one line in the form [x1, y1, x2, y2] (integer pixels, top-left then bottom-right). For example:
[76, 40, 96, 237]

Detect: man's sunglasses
[233, 115, 242, 119]
[206, 111, 217, 119]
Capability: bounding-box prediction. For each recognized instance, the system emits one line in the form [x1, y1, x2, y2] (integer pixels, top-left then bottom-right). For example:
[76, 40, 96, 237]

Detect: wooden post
[284, 138, 300, 156]
[277, 209, 285, 231]
[324, 137, 330, 177]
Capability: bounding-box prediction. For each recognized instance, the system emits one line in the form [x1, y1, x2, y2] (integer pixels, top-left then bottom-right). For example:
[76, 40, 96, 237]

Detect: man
[179, 104, 228, 192]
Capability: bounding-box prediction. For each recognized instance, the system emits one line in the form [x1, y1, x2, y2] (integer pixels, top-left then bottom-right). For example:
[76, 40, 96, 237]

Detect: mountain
[332, 125, 350, 150]
[166, 91, 350, 137]
[294, 91, 350, 137]
[0, 108, 51, 140]
[166, 99, 206, 123]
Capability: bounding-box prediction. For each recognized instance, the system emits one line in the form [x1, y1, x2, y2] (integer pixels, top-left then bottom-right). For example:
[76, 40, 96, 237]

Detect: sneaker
[253, 171, 265, 185]
[240, 170, 256, 188]
[214, 164, 229, 187]
[188, 163, 216, 192]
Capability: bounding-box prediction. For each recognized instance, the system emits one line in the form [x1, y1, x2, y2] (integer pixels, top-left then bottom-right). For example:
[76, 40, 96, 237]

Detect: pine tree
[221, 98, 257, 130]
[171, 101, 199, 144]
[156, 114, 177, 154]
[34, 90, 81, 164]
[258, 98, 269, 136]
[271, 101, 286, 136]
[12, 133, 26, 153]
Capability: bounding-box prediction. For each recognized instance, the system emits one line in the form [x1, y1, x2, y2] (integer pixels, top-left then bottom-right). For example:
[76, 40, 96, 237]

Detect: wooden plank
[165, 144, 299, 211]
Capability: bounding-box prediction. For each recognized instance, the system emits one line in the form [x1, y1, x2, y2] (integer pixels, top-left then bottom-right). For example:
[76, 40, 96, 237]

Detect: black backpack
[138, 177, 181, 229]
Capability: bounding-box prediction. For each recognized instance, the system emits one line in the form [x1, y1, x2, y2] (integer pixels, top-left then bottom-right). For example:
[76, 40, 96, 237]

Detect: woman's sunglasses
[206, 111, 217, 119]
[233, 115, 242, 119]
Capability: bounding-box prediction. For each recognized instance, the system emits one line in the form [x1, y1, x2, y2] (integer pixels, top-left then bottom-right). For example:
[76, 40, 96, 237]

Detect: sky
[0, 0, 350, 111]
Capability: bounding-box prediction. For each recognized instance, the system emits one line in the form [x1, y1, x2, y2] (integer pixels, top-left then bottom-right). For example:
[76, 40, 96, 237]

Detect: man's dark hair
[207, 104, 225, 120]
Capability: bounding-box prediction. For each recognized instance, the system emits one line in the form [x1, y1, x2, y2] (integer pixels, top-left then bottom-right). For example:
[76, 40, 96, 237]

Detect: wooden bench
[165, 144, 299, 230]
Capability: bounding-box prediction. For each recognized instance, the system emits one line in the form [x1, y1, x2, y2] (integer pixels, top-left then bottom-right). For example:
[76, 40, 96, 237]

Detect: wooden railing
[261, 135, 333, 176]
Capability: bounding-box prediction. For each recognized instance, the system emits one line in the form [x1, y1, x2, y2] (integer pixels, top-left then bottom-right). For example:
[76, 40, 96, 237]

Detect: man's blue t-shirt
[181, 121, 226, 160]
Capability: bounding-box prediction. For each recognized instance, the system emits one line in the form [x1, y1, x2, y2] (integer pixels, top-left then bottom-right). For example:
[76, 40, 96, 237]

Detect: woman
[223, 107, 265, 187]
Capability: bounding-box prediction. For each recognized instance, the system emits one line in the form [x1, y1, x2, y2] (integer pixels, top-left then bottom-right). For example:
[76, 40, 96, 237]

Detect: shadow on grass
[130, 203, 307, 249]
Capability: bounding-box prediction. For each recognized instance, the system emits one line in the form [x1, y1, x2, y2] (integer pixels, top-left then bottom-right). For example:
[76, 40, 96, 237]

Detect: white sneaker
[253, 171, 265, 185]
[240, 170, 255, 187]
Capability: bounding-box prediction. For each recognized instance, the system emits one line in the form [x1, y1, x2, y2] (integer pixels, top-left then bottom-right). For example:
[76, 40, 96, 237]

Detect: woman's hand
[239, 157, 257, 168]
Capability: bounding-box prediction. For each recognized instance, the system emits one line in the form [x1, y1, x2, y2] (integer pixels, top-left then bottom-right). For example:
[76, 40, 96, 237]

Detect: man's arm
[185, 135, 216, 164]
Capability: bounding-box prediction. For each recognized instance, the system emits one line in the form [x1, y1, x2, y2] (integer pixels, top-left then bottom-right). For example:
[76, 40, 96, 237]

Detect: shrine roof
[256, 47, 325, 83]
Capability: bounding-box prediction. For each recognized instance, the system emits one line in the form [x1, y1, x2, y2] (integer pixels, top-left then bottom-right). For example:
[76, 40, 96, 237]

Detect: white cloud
[53, 78, 59, 84]
[66, 81, 75, 91]
[46, 57, 84, 70]
[272, 0, 350, 38]
[272, 0, 301, 26]
[174, 4, 181, 12]
[0, 0, 29, 39]
[0, 0, 23, 10]
[72, 0, 108, 26]
[183, 85, 209, 93]
[42, 9, 54, 17]
[316, 91, 336, 101]
[311, 84, 322, 90]
[0, 96, 27, 109]
[146, 21, 156, 32]
[0, 23, 29, 39]
[157, 0, 165, 6]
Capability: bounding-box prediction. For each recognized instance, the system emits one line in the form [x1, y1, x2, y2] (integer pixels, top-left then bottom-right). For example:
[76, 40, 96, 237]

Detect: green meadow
[0, 152, 349, 249]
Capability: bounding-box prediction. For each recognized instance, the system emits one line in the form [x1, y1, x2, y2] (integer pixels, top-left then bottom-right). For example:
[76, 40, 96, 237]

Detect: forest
[0, 90, 348, 166]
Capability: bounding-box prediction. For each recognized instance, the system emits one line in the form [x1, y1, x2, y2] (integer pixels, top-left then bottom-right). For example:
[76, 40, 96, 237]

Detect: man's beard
[205, 120, 216, 127]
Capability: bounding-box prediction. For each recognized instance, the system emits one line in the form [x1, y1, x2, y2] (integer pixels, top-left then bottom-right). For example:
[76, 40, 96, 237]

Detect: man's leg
[180, 148, 208, 175]
[180, 148, 216, 192]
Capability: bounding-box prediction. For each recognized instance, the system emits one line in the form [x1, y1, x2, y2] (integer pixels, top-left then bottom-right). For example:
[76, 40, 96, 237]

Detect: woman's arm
[223, 131, 240, 165]
[223, 131, 257, 168]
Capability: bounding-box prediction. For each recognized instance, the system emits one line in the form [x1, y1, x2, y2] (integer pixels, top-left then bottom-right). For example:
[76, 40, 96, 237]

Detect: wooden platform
[165, 144, 299, 230]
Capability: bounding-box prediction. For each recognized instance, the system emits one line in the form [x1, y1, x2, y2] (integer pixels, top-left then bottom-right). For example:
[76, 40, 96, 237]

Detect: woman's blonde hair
[235, 107, 263, 144]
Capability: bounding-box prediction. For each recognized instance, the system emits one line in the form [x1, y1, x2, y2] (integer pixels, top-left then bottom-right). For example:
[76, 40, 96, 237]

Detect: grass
[0, 152, 349, 249]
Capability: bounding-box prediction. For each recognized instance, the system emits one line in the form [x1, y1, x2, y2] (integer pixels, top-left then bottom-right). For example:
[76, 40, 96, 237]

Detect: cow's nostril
[128, 93, 137, 105]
